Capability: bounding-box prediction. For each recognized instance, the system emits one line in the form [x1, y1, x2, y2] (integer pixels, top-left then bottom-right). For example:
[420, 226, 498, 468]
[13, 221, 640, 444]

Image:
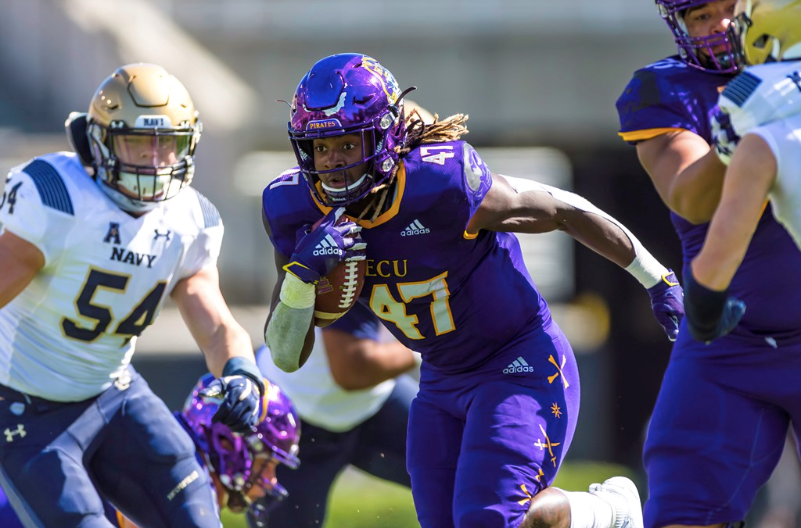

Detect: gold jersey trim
[618, 127, 686, 142]
[312, 162, 407, 228]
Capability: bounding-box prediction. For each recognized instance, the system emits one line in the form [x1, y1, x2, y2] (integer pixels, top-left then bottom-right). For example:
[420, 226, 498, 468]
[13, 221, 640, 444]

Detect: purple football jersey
[616, 56, 801, 339]
[262, 141, 552, 373]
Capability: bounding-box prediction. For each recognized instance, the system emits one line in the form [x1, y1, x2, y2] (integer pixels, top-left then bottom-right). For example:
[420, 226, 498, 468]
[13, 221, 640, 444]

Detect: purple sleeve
[460, 143, 493, 219]
[616, 67, 699, 141]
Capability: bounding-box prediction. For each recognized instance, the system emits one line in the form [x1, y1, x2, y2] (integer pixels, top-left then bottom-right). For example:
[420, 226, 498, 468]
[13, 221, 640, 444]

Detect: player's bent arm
[171, 265, 255, 377]
[636, 131, 726, 224]
[322, 328, 416, 391]
[263, 249, 316, 372]
[0, 230, 45, 309]
[471, 174, 666, 278]
[691, 134, 778, 291]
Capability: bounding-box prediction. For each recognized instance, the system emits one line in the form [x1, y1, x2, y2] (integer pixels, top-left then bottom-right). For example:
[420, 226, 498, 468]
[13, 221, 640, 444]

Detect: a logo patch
[401, 220, 430, 237]
[104, 222, 121, 245]
[463, 144, 490, 192]
[313, 235, 344, 257]
[134, 115, 173, 128]
[503, 356, 534, 374]
[4, 424, 26, 443]
[307, 119, 342, 131]
[362, 56, 401, 104]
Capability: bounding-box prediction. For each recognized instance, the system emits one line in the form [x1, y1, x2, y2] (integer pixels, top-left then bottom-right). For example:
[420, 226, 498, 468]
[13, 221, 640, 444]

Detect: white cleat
[588, 476, 644, 528]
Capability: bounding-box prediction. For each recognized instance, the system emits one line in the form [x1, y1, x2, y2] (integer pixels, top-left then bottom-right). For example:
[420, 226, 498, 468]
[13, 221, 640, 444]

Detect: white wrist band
[625, 252, 670, 289]
[279, 274, 316, 309]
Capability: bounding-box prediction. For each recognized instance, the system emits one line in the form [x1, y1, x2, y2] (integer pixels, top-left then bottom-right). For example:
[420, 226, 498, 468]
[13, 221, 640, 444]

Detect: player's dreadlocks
[356, 109, 470, 222]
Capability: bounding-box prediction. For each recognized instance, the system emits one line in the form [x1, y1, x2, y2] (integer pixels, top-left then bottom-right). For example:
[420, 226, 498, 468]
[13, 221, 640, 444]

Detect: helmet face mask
[87, 64, 202, 212]
[288, 53, 407, 206]
[656, 0, 742, 73]
[180, 374, 300, 518]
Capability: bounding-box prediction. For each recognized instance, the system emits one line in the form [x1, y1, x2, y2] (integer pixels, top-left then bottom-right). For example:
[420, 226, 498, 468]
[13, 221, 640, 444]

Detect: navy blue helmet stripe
[22, 159, 74, 215]
[721, 71, 762, 108]
[194, 190, 221, 228]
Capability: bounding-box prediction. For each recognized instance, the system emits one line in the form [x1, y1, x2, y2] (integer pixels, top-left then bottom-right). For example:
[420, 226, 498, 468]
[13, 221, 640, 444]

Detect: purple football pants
[645, 321, 801, 528]
[408, 319, 580, 528]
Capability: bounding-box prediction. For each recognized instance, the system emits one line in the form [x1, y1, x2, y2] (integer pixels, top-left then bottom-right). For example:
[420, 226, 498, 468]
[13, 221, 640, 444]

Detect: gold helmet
[730, 0, 801, 65]
[87, 63, 202, 212]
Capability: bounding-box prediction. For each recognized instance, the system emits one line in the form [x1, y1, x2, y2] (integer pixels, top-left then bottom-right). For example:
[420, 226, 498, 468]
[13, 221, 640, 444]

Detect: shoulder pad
[21, 159, 74, 215]
[719, 63, 801, 135]
[192, 189, 221, 228]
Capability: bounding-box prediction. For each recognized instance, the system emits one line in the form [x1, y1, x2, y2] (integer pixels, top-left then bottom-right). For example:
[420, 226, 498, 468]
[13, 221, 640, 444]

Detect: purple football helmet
[179, 373, 300, 521]
[288, 53, 409, 206]
[656, 0, 741, 73]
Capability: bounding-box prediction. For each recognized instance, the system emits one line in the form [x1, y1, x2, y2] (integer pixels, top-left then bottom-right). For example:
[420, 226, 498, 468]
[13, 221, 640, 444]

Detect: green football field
[221, 460, 637, 528]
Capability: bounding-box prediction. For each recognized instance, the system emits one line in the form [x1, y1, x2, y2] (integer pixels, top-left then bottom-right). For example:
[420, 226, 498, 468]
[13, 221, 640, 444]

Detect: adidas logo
[312, 235, 343, 257]
[503, 356, 533, 374]
[401, 219, 430, 237]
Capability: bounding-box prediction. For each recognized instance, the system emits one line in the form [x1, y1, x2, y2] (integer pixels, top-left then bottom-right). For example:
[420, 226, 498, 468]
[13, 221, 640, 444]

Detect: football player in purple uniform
[261, 53, 684, 528]
[616, 1, 801, 527]
[0, 373, 301, 528]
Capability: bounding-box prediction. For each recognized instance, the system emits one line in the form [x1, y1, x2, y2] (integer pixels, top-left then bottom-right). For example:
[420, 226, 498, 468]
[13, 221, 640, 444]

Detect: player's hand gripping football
[284, 207, 366, 285]
[200, 358, 266, 434]
[646, 270, 685, 342]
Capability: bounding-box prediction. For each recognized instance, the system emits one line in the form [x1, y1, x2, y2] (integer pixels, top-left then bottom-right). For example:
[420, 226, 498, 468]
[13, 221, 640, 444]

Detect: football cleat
[588, 476, 644, 528]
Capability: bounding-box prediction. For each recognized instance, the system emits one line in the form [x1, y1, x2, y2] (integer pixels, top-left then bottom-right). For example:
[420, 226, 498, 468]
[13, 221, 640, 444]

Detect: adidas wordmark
[503, 357, 533, 374]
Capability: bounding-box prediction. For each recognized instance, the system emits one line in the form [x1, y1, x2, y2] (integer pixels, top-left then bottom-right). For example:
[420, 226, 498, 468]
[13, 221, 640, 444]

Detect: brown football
[311, 215, 367, 327]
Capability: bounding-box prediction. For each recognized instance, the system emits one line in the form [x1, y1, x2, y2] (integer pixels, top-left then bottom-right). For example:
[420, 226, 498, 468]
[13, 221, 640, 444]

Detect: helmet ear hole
[752, 34, 769, 49]
[65, 112, 94, 169]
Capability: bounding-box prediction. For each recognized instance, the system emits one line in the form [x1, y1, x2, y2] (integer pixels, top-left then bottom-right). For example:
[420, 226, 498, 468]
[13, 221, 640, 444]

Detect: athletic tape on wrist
[279, 273, 316, 309]
[625, 250, 670, 289]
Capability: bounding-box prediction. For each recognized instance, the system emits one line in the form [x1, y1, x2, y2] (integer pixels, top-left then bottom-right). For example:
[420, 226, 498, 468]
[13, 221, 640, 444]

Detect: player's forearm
[693, 194, 763, 290]
[545, 187, 672, 287]
[328, 340, 416, 391]
[201, 322, 255, 378]
[264, 302, 315, 372]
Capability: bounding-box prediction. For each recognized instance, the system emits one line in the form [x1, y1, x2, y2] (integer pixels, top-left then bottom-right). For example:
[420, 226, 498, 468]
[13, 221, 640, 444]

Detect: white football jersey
[256, 336, 395, 432]
[0, 152, 223, 401]
[719, 61, 801, 136]
[750, 113, 801, 250]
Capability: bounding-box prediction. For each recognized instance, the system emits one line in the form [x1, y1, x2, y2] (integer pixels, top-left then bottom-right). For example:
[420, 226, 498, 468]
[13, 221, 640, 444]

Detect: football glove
[684, 270, 746, 343]
[711, 110, 740, 166]
[200, 357, 266, 434]
[284, 207, 366, 285]
[646, 270, 685, 342]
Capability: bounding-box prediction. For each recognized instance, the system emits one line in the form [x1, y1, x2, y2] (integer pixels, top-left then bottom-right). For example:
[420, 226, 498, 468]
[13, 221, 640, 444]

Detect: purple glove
[284, 207, 366, 284]
[647, 270, 685, 342]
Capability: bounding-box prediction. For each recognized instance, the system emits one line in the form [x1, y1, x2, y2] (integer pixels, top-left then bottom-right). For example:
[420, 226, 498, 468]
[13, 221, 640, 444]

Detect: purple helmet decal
[655, 0, 741, 73]
[288, 53, 409, 206]
[180, 374, 300, 513]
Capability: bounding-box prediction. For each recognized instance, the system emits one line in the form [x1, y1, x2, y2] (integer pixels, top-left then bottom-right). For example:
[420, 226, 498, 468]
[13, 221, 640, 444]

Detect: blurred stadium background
[0, 1, 792, 526]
